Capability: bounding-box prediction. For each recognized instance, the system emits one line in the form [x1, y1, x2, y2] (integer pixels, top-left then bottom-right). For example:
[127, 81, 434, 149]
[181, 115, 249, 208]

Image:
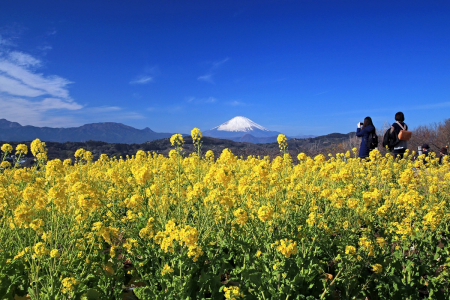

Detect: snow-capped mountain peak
[213, 116, 270, 132]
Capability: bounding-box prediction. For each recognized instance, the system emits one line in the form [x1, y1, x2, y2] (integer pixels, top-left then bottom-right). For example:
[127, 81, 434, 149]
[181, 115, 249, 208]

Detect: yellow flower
[61, 277, 79, 293]
[233, 208, 248, 225]
[50, 249, 60, 258]
[191, 128, 202, 144]
[170, 133, 184, 148]
[15, 144, 28, 155]
[161, 264, 174, 275]
[297, 153, 307, 161]
[276, 239, 298, 257]
[372, 264, 383, 274]
[376, 237, 387, 248]
[1, 143, 13, 153]
[258, 205, 274, 222]
[224, 286, 244, 299]
[30, 139, 47, 157]
[33, 242, 48, 257]
[74, 148, 85, 159]
[277, 134, 288, 152]
[345, 245, 356, 255]
[1, 161, 11, 169]
[205, 150, 214, 161]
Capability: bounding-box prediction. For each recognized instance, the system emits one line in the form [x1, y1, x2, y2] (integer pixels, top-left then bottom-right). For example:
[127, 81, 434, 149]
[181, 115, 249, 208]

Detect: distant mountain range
[0, 117, 316, 144]
[0, 119, 172, 144]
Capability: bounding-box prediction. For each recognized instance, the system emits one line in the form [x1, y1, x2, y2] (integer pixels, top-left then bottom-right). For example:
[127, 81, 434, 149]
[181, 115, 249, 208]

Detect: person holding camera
[356, 116, 376, 159]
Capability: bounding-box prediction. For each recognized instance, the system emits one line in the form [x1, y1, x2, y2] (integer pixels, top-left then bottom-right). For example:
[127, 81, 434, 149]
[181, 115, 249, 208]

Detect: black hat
[422, 143, 430, 149]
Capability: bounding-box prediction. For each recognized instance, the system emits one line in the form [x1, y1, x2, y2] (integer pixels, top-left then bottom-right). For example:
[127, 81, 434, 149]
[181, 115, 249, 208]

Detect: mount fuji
[203, 116, 281, 143]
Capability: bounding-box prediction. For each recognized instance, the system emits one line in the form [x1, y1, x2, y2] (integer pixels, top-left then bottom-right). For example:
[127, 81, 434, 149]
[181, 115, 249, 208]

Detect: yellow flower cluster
[191, 127, 202, 144]
[273, 238, 298, 258]
[257, 205, 273, 222]
[154, 220, 203, 261]
[1, 137, 450, 298]
[224, 286, 244, 299]
[170, 133, 184, 148]
[161, 264, 174, 275]
[372, 263, 383, 274]
[30, 139, 47, 160]
[1, 143, 13, 153]
[277, 134, 287, 152]
[61, 277, 78, 293]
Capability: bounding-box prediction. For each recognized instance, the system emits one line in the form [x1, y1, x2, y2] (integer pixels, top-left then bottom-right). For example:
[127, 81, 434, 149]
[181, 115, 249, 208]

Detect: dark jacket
[392, 122, 408, 153]
[356, 124, 375, 158]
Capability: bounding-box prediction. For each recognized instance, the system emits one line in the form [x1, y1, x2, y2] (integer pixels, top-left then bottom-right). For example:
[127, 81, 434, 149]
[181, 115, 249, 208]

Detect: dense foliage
[1, 130, 450, 300]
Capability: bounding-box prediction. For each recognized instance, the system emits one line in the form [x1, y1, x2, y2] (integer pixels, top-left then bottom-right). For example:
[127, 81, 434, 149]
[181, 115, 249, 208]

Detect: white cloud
[187, 96, 218, 104]
[38, 44, 52, 52]
[226, 100, 246, 106]
[0, 35, 15, 47]
[0, 34, 145, 128]
[130, 75, 153, 85]
[0, 60, 72, 99]
[198, 57, 229, 84]
[0, 74, 45, 97]
[212, 57, 229, 69]
[0, 96, 82, 127]
[0, 95, 144, 127]
[197, 73, 214, 84]
[8, 51, 41, 67]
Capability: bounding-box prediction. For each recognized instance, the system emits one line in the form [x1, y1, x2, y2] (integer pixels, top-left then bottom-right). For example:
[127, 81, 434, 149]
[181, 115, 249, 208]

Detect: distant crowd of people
[356, 111, 448, 164]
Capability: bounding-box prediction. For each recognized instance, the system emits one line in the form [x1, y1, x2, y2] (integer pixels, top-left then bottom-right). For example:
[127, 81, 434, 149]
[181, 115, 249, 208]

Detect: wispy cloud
[130, 75, 153, 85]
[226, 100, 246, 106]
[0, 34, 143, 127]
[130, 66, 159, 85]
[187, 96, 218, 104]
[0, 58, 73, 99]
[0, 95, 83, 127]
[197, 73, 214, 84]
[212, 57, 229, 69]
[198, 57, 229, 84]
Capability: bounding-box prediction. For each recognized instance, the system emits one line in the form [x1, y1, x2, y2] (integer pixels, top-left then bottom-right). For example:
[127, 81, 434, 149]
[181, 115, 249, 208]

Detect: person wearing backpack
[356, 116, 376, 159]
[391, 112, 409, 159]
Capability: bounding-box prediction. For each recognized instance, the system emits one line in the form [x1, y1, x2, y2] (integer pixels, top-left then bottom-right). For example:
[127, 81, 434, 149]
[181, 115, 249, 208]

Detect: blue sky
[0, 0, 449, 136]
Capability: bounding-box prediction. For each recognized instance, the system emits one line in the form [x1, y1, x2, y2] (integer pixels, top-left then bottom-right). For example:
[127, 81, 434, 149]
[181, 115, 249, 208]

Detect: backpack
[382, 127, 399, 151]
[396, 122, 412, 141]
[366, 131, 379, 150]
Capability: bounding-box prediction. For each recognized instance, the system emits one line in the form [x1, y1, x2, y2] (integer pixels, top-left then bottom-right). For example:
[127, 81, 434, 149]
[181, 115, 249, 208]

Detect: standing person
[421, 144, 431, 165]
[439, 147, 448, 164]
[391, 112, 408, 159]
[422, 144, 430, 157]
[356, 116, 376, 159]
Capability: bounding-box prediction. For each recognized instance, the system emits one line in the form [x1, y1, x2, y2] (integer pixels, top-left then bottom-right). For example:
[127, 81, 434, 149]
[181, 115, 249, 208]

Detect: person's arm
[356, 127, 366, 137]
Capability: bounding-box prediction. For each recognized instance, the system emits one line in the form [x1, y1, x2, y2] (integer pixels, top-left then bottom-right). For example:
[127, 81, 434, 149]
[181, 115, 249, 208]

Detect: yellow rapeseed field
[1, 129, 450, 299]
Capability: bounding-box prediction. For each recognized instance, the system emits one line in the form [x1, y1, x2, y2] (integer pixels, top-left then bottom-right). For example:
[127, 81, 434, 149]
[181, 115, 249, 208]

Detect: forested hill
[0, 132, 355, 163]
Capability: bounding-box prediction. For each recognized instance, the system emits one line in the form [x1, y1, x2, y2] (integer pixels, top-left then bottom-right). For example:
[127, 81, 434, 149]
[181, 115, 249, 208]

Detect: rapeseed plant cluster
[1, 131, 450, 299]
